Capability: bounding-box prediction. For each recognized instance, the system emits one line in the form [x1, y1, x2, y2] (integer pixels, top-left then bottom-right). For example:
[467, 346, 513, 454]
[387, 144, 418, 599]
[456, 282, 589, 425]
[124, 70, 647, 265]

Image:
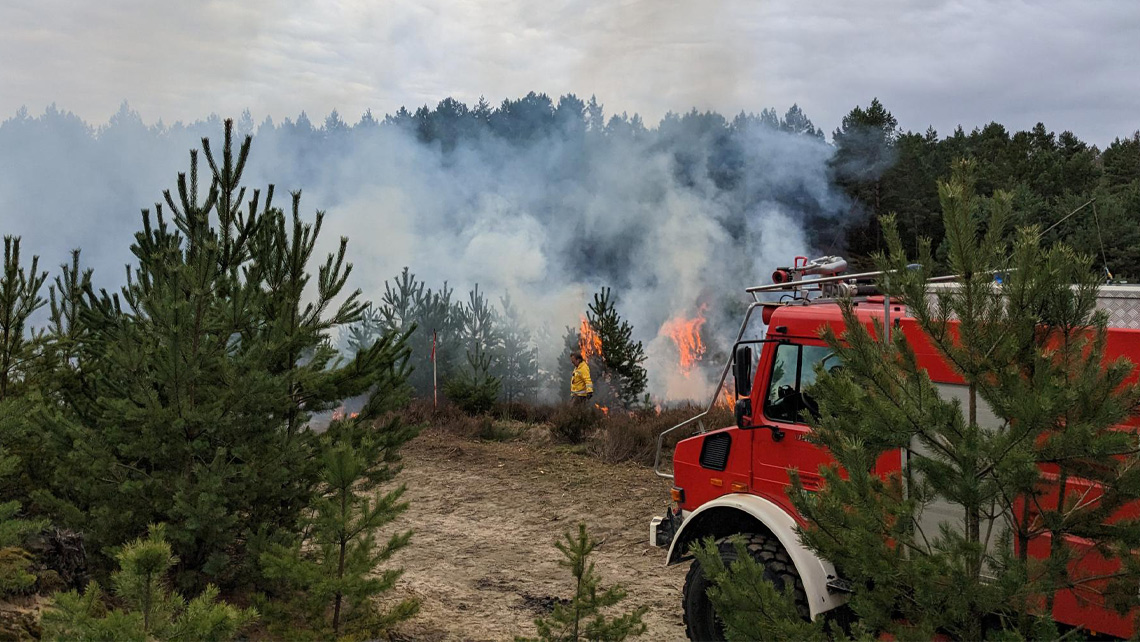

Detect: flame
[579, 316, 603, 360]
[595, 403, 610, 416]
[718, 388, 736, 409]
[332, 407, 359, 421]
[662, 306, 708, 376]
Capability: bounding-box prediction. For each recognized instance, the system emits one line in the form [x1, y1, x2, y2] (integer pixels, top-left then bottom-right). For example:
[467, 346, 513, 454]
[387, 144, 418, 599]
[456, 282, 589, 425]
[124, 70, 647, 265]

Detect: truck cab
[650, 258, 1140, 641]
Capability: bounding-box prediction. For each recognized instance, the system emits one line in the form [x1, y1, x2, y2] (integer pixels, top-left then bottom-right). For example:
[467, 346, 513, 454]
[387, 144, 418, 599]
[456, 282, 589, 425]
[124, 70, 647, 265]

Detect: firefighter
[569, 352, 593, 403]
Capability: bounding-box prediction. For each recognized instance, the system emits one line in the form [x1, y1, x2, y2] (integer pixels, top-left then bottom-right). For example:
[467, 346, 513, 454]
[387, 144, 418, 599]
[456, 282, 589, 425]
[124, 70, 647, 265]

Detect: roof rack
[746, 262, 963, 303]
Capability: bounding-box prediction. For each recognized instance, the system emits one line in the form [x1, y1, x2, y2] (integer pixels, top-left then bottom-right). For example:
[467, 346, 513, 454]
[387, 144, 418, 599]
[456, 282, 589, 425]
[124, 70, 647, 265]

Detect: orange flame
[595, 403, 610, 416]
[662, 306, 708, 376]
[332, 407, 360, 421]
[579, 316, 603, 360]
[718, 388, 736, 409]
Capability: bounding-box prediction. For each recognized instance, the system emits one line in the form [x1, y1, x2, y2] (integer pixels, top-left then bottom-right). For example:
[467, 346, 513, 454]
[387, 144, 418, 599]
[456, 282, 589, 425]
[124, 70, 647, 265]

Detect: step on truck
[649, 255, 1140, 640]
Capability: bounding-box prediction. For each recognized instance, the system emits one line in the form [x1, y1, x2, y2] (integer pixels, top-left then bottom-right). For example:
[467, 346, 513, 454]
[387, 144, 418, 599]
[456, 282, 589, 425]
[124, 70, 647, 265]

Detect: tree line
[832, 99, 1140, 278]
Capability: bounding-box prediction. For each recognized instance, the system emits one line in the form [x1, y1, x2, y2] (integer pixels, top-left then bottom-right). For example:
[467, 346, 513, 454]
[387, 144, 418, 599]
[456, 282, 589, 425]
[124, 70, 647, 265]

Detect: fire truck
[649, 255, 1140, 640]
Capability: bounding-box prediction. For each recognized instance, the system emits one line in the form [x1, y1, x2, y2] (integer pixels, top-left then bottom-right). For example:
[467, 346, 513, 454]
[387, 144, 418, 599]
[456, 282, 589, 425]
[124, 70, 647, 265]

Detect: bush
[443, 375, 500, 415]
[494, 401, 557, 424]
[476, 418, 529, 442]
[397, 398, 487, 438]
[550, 404, 601, 445]
[587, 404, 736, 466]
[41, 524, 256, 642]
[587, 413, 656, 465]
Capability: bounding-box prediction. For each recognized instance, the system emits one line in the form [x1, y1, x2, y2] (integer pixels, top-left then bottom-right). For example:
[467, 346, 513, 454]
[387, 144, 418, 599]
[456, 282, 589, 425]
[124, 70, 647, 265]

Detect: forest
[1, 93, 1139, 639]
[3, 93, 1136, 405]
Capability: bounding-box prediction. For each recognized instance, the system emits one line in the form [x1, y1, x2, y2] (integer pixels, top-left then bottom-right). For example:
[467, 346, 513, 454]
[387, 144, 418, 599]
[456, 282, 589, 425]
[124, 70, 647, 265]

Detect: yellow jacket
[571, 361, 594, 397]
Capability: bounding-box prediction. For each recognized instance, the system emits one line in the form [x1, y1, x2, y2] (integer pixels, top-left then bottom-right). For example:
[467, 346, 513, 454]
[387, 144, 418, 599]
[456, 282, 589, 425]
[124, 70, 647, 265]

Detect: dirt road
[390, 428, 689, 641]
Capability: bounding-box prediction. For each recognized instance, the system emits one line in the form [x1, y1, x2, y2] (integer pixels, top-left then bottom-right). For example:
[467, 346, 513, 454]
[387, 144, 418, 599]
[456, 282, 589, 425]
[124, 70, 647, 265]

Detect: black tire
[682, 532, 809, 642]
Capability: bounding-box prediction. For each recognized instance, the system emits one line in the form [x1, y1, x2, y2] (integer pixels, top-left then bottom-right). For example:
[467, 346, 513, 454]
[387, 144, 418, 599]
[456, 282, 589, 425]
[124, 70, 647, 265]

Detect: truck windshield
[763, 343, 839, 423]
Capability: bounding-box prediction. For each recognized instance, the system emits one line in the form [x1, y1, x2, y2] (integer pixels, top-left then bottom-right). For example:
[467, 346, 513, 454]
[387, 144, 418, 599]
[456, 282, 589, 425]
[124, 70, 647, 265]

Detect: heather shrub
[588, 413, 656, 465]
[495, 401, 557, 424]
[550, 404, 601, 444]
[588, 404, 737, 465]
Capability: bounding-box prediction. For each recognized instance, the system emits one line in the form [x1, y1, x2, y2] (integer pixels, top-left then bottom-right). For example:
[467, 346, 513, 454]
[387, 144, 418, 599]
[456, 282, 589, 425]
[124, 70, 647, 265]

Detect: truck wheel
[682, 532, 809, 641]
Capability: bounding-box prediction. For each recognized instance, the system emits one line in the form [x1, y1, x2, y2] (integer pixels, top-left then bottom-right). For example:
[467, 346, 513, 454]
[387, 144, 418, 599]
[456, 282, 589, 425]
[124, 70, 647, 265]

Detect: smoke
[0, 98, 849, 402]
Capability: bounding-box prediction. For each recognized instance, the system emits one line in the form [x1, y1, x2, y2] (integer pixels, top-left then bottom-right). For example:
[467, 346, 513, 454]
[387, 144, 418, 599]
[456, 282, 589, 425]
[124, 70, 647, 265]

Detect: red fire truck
[650, 255, 1140, 640]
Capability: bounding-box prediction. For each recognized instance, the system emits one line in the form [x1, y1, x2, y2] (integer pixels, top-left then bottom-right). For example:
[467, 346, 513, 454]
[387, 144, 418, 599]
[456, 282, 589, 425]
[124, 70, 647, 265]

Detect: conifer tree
[42, 524, 256, 641]
[691, 538, 828, 641]
[518, 524, 646, 642]
[0, 445, 46, 596]
[698, 161, 1140, 638]
[444, 285, 502, 414]
[559, 324, 581, 400]
[0, 236, 49, 596]
[259, 357, 420, 639]
[36, 120, 401, 592]
[377, 268, 464, 398]
[0, 236, 46, 401]
[586, 288, 647, 408]
[497, 293, 540, 404]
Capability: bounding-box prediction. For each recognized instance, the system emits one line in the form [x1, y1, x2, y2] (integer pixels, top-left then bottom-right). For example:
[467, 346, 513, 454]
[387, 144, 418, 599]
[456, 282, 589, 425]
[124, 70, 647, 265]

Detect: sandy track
[389, 428, 688, 641]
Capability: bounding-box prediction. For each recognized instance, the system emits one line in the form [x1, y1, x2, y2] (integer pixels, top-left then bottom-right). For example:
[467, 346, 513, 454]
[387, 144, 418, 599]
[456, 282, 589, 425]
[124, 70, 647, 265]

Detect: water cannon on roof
[771, 255, 848, 284]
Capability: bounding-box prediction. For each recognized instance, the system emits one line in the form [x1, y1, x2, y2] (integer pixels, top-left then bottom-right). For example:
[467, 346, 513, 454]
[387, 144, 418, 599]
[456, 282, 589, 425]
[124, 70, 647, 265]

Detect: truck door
[750, 340, 838, 511]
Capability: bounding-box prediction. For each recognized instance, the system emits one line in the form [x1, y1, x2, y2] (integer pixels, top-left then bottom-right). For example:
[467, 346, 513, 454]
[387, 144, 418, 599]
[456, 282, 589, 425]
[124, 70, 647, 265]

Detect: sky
[1, 0, 1138, 146]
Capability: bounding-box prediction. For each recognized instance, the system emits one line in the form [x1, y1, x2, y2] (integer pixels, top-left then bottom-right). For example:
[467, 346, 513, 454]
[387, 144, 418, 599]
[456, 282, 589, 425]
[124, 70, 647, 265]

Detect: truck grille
[699, 433, 731, 471]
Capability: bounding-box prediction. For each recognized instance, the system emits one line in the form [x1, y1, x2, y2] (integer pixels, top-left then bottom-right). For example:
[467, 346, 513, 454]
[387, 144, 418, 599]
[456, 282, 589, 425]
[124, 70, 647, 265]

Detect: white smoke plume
[0, 99, 849, 402]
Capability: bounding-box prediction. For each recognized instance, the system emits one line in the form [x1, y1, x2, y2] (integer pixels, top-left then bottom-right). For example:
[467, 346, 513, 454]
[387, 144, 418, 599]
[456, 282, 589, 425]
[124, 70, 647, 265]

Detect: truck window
[763, 344, 838, 423]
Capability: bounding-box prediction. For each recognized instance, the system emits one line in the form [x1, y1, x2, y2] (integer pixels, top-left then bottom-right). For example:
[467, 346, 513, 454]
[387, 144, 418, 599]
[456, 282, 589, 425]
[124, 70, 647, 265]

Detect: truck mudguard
[665, 493, 846, 619]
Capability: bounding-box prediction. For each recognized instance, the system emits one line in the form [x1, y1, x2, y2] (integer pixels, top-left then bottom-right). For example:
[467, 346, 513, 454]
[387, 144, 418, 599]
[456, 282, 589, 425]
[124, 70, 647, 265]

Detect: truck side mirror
[733, 346, 753, 397]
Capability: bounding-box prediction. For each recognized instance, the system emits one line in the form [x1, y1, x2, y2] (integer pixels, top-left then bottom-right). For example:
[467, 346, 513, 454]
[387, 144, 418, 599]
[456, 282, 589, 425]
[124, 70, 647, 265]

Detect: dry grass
[397, 399, 737, 467]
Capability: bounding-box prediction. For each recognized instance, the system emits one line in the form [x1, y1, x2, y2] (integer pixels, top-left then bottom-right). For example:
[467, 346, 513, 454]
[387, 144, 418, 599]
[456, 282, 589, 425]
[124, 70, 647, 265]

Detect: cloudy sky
[1, 0, 1138, 146]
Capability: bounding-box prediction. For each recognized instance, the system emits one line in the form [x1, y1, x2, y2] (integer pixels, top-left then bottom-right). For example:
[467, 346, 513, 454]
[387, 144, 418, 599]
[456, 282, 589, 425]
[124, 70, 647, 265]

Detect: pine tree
[259, 410, 419, 640]
[831, 98, 901, 264]
[560, 324, 580, 400]
[444, 347, 502, 415]
[497, 293, 540, 404]
[587, 288, 647, 409]
[377, 268, 464, 398]
[518, 524, 646, 642]
[0, 445, 46, 596]
[0, 236, 46, 401]
[0, 236, 49, 596]
[444, 285, 502, 414]
[691, 538, 828, 641]
[42, 523, 256, 641]
[35, 120, 400, 592]
[377, 267, 424, 334]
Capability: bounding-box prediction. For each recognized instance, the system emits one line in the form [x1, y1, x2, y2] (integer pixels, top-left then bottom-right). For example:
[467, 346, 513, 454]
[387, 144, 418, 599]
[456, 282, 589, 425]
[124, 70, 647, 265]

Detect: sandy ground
[388, 428, 689, 641]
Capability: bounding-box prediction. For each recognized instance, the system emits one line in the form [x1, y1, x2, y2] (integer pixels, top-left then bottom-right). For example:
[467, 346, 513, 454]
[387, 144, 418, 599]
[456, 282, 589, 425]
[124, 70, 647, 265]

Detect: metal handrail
[653, 302, 761, 479]
[744, 268, 965, 295]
